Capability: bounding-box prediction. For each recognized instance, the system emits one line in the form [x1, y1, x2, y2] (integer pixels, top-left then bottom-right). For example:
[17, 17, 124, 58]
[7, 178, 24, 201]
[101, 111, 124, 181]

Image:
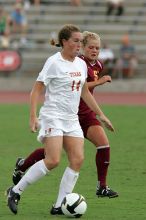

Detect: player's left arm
[87, 75, 111, 90]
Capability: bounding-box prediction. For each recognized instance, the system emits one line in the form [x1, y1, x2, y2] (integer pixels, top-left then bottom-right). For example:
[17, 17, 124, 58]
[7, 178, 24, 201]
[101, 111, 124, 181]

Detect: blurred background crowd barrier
[0, 0, 146, 91]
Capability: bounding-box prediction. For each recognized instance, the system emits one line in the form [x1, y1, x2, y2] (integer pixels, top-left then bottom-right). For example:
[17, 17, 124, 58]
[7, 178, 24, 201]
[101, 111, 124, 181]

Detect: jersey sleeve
[36, 58, 55, 86]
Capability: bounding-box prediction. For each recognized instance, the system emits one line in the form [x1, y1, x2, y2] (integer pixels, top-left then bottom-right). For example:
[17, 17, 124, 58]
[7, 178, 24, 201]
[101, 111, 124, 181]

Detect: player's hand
[99, 114, 114, 132]
[98, 75, 111, 85]
[29, 116, 39, 133]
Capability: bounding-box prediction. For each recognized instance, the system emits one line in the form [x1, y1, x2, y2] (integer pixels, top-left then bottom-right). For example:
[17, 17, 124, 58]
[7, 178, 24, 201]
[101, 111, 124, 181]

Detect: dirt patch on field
[0, 91, 146, 105]
[94, 92, 146, 105]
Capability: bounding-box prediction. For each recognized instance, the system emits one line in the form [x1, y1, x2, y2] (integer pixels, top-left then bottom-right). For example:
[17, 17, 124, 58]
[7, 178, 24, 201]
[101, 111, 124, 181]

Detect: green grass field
[1, 104, 146, 220]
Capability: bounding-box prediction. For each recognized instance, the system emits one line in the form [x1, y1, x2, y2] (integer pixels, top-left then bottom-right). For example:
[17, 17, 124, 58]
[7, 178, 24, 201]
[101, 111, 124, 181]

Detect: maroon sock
[20, 148, 45, 172]
[96, 146, 110, 187]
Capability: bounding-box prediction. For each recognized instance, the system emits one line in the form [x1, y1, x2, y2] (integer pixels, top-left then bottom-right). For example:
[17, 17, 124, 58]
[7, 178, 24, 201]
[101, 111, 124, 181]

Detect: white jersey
[37, 52, 87, 121]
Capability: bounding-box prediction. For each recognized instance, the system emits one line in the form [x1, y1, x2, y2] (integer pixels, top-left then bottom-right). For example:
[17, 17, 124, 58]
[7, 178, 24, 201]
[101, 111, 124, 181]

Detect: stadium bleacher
[1, 0, 146, 77]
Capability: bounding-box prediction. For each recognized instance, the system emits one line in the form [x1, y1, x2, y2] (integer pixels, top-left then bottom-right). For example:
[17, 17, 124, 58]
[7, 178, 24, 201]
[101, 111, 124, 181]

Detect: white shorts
[37, 118, 84, 143]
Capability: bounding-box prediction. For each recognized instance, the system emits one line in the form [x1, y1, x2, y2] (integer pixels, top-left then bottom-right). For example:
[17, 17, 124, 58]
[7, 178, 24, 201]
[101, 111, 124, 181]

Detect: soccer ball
[61, 193, 87, 218]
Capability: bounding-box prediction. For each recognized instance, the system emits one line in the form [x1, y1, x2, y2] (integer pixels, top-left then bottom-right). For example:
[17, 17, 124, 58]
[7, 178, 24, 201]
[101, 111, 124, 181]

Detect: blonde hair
[82, 31, 101, 47]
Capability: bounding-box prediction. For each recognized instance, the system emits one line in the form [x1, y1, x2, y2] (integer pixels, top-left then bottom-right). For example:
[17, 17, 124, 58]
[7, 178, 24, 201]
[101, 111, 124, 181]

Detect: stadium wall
[0, 77, 146, 93]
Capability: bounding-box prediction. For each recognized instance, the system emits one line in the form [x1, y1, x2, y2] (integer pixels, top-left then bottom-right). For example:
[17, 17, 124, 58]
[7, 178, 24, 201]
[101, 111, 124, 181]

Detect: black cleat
[12, 157, 25, 185]
[96, 186, 119, 198]
[50, 205, 64, 215]
[6, 186, 20, 214]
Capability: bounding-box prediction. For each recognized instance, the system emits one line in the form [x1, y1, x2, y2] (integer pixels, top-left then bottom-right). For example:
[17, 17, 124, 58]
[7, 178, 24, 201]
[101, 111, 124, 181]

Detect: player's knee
[44, 157, 60, 170]
[52, 158, 60, 167]
[70, 155, 84, 171]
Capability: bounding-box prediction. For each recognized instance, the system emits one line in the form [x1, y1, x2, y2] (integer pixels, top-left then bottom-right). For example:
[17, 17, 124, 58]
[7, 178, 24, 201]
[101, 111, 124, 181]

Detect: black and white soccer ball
[61, 193, 87, 218]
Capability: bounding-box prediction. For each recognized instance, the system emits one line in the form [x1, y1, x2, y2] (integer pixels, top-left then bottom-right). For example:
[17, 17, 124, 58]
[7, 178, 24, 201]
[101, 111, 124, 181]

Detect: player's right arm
[29, 81, 45, 132]
[81, 81, 114, 132]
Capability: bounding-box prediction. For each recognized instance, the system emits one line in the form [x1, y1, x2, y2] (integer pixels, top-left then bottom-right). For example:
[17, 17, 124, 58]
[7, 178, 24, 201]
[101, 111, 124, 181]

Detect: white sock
[13, 160, 49, 195]
[55, 167, 79, 208]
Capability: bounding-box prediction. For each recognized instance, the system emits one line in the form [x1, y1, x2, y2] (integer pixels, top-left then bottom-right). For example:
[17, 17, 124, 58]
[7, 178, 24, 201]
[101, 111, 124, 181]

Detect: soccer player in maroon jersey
[78, 31, 118, 198]
[12, 31, 118, 209]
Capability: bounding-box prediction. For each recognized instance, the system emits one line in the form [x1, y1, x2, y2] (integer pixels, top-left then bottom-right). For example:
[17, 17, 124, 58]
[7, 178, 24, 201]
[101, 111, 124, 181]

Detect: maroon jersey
[78, 55, 103, 116]
[78, 55, 103, 137]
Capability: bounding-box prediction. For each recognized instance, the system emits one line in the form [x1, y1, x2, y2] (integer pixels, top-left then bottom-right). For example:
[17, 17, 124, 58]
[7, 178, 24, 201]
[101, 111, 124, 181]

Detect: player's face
[83, 39, 100, 63]
[63, 32, 82, 58]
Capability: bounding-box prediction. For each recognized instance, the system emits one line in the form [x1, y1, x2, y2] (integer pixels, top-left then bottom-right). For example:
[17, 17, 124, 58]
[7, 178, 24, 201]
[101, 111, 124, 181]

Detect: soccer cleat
[96, 186, 119, 198]
[50, 205, 64, 215]
[6, 186, 20, 214]
[12, 157, 25, 185]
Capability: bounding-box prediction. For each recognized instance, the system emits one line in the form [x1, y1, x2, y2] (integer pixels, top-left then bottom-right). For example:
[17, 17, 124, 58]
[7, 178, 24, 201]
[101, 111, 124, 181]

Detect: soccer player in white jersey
[6, 24, 114, 215]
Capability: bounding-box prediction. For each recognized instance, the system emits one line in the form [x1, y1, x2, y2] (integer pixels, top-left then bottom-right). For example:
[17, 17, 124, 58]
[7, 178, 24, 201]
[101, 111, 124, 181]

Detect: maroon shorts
[79, 111, 101, 138]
